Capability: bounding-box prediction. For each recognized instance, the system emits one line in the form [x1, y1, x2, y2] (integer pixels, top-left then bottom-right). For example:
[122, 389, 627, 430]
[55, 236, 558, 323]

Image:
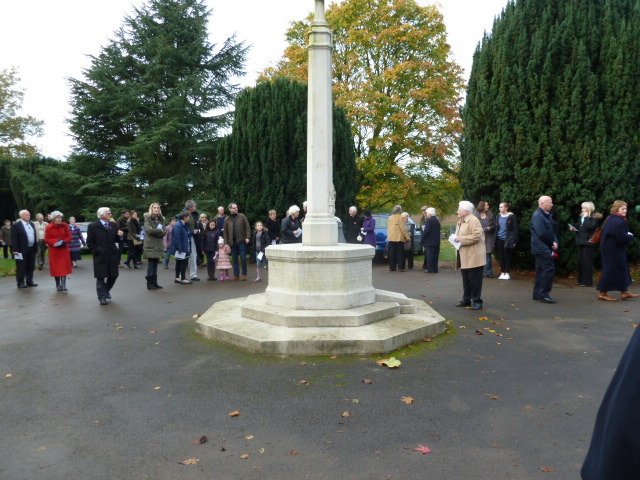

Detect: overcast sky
[1, 0, 508, 159]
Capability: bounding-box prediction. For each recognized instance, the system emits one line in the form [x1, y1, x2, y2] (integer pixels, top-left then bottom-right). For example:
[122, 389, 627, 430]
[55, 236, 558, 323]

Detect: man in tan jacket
[454, 201, 486, 310]
[387, 205, 411, 272]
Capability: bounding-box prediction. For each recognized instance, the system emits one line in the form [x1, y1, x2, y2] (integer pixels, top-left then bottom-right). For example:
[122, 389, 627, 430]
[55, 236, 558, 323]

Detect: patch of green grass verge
[0, 258, 16, 277]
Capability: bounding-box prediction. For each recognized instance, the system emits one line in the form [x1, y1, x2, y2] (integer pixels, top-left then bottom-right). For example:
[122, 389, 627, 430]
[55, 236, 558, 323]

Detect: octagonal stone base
[195, 290, 446, 355]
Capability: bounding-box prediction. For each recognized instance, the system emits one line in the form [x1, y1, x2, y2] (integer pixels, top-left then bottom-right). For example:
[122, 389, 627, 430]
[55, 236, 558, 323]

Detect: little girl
[252, 221, 271, 282]
[215, 237, 232, 281]
[202, 220, 219, 281]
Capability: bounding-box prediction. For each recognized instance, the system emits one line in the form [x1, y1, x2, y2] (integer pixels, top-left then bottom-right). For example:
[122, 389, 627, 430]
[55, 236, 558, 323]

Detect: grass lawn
[0, 257, 16, 277]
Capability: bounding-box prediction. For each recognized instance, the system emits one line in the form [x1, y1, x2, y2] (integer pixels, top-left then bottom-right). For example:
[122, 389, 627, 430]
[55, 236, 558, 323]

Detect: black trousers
[16, 248, 36, 285]
[533, 253, 556, 299]
[175, 258, 188, 280]
[96, 277, 117, 300]
[461, 266, 484, 304]
[495, 238, 513, 273]
[425, 245, 440, 272]
[388, 241, 406, 271]
[3, 244, 12, 258]
[406, 247, 414, 269]
[577, 245, 595, 286]
[36, 240, 47, 266]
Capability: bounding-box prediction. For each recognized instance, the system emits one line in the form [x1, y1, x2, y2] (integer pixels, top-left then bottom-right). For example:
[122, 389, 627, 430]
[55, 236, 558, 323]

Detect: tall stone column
[303, 0, 338, 246]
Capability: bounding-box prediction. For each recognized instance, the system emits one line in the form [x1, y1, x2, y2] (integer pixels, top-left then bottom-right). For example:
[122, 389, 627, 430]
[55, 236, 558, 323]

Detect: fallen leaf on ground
[413, 444, 432, 454]
[540, 466, 555, 472]
[475, 330, 484, 335]
[376, 357, 402, 368]
[401, 396, 414, 404]
[330, 355, 340, 360]
[341, 411, 351, 418]
[299, 362, 307, 366]
[352, 399, 359, 403]
[240, 454, 250, 459]
[363, 378, 373, 384]
[154, 386, 161, 390]
[298, 380, 309, 385]
[179, 458, 199, 465]
[150, 330, 157, 334]
[5, 374, 12, 378]
[478, 316, 489, 321]
[459, 325, 467, 329]
[289, 450, 298, 455]
[229, 410, 240, 417]
[524, 405, 533, 409]
[492, 443, 501, 448]
[192, 436, 208, 444]
[486, 394, 500, 400]
[116, 326, 124, 330]
[423, 338, 432, 342]
[258, 448, 265, 453]
[192, 314, 202, 318]
[245, 435, 254, 440]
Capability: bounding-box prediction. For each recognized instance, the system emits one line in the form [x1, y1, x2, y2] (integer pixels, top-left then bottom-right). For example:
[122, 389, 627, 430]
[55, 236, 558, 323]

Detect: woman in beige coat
[454, 201, 486, 310]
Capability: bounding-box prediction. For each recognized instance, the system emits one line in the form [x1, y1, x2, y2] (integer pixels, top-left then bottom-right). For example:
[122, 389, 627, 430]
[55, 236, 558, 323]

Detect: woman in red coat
[45, 211, 73, 292]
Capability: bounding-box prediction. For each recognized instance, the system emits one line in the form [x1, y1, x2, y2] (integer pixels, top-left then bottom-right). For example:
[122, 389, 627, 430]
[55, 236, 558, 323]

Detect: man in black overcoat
[582, 326, 640, 479]
[530, 195, 558, 303]
[344, 206, 364, 244]
[11, 209, 38, 288]
[87, 207, 123, 305]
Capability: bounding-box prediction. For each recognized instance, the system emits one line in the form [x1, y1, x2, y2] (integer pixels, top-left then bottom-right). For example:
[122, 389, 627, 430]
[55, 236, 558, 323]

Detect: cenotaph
[196, 0, 445, 354]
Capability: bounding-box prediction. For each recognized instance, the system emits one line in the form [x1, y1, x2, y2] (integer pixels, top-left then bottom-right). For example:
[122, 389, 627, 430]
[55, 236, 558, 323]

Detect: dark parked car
[371, 214, 422, 259]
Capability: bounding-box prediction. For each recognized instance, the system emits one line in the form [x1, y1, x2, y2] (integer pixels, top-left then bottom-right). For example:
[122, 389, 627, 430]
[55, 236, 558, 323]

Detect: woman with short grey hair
[281, 205, 302, 244]
[44, 211, 72, 292]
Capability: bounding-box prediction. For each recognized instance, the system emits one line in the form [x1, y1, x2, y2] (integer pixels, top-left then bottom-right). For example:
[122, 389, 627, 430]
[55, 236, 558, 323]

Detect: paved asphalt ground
[1, 258, 638, 480]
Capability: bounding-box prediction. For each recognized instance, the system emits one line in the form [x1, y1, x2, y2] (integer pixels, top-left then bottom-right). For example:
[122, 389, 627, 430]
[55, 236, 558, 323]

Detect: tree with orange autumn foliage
[260, 0, 464, 213]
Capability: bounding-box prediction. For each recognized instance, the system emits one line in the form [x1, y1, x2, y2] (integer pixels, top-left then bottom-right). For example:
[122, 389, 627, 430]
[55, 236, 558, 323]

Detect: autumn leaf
[5, 374, 12, 378]
[413, 444, 432, 454]
[245, 435, 254, 440]
[478, 316, 489, 321]
[298, 380, 309, 385]
[475, 330, 484, 335]
[401, 396, 414, 404]
[363, 378, 373, 384]
[229, 410, 240, 417]
[192, 314, 202, 318]
[240, 454, 250, 460]
[289, 450, 299, 455]
[486, 394, 500, 400]
[150, 330, 157, 334]
[341, 411, 351, 418]
[376, 357, 402, 368]
[179, 458, 199, 465]
[192, 436, 208, 445]
[154, 386, 161, 390]
[540, 466, 555, 472]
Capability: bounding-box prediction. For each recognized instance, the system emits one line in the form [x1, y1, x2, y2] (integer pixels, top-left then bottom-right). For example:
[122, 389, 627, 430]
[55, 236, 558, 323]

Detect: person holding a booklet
[453, 201, 486, 310]
[11, 210, 38, 288]
[569, 201, 601, 287]
[281, 205, 303, 244]
[251, 221, 270, 282]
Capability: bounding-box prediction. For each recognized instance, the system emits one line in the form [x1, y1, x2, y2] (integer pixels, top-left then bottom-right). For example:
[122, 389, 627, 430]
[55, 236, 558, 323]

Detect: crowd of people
[3, 196, 638, 309]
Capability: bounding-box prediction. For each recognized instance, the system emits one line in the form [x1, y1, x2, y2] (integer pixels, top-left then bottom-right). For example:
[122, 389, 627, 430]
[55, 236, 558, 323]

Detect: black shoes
[99, 298, 109, 305]
[27, 282, 38, 287]
[538, 297, 557, 304]
[455, 301, 471, 307]
[470, 302, 483, 310]
[17, 282, 27, 288]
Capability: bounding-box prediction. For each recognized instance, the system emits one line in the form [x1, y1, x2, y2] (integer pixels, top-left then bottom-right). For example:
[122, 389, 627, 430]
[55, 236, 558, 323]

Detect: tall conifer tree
[461, 0, 640, 270]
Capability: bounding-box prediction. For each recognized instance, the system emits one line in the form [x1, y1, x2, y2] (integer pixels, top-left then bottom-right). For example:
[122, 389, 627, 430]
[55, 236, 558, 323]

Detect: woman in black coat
[570, 201, 600, 287]
[281, 206, 302, 244]
[596, 201, 639, 301]
[495, 202, 518, 280]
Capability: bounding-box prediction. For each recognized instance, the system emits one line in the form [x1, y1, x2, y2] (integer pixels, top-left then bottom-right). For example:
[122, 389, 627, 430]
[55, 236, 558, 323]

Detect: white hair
[303, 201, 308, 207]
[289, 205, 300, 215]
[401, 212, 409, 218]
[426, 207, 436, 216]
[97, 207, 111, 218]
[50, 211, 63, 220]
[19, 209, 30, 217]
[458, 201, 474, 213]
[349, 206, 357, 213]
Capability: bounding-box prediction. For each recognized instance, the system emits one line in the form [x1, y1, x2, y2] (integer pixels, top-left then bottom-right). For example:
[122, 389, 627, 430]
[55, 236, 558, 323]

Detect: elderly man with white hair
[87, 207, 124, 305]
[11, 209, 38, 288]
[531, 195, 558, 303]
[344, 206, 364, 244]
[421, 207, 441, 273]
[454, 201, 486, 310]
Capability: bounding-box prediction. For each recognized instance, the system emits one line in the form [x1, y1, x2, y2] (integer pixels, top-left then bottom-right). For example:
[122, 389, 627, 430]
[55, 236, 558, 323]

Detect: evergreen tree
[68, 0, 247, 209]
[461, 0, 640, 271]
[213, 78, 358, 223]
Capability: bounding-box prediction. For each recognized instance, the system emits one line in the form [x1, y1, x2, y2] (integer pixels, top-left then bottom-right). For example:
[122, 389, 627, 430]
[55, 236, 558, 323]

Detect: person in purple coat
[362, 210, 376, 248]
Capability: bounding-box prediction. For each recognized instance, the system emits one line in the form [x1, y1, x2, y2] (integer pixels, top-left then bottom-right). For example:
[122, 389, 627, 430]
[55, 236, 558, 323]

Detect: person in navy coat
[420, 208, 441, 273]
[11, 209, 38, 288]
[582, 325, 640, 479]
[596, 201, 639, 301]
[530, 196, 558, 303]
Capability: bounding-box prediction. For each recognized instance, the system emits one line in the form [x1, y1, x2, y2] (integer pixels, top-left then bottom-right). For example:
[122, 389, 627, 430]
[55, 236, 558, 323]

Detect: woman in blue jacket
[171, 212, 192, 284]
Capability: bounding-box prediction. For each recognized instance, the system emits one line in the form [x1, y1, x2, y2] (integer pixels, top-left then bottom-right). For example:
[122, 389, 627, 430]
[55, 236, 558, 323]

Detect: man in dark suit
[531, 195, 558, 303]
[421, 207, 441, 273]
[344, 206, 364, 244]
[11, 209, 38, 288]
[87, 207, 123, 305]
